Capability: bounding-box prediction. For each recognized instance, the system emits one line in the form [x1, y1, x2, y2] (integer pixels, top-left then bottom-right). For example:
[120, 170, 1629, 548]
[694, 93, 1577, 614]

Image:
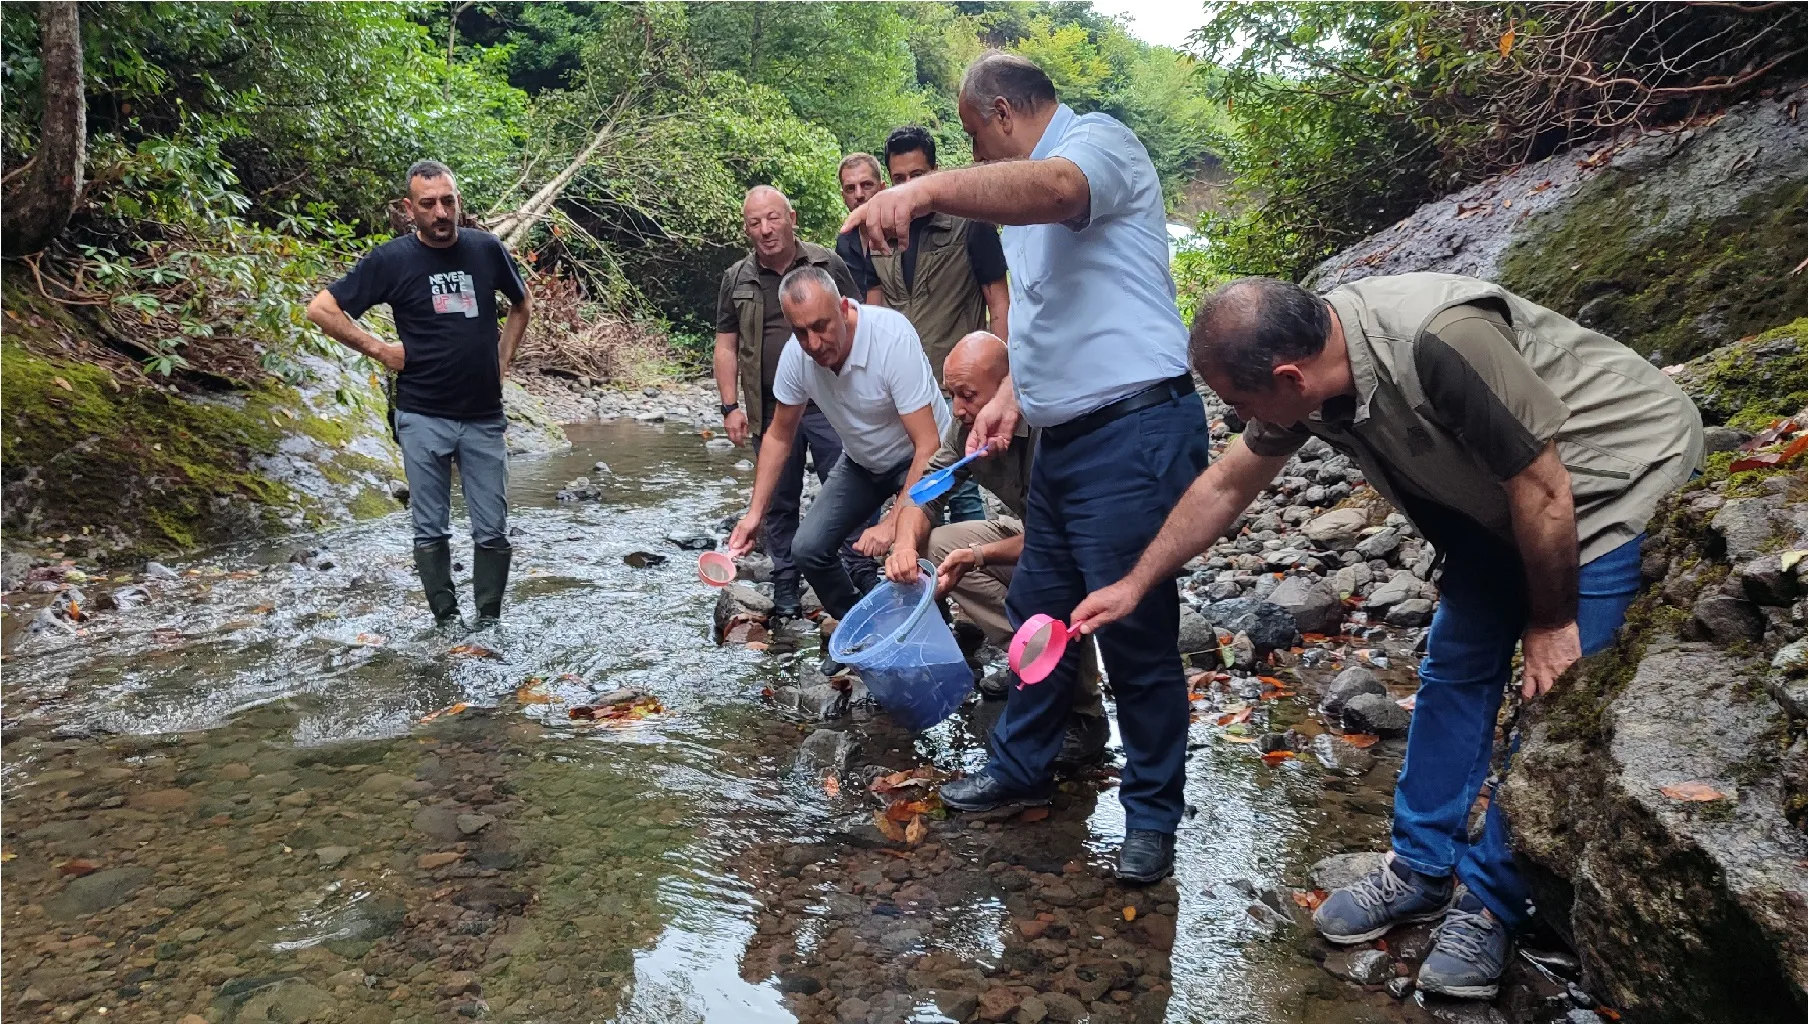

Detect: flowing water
[2, 419, 1447, 1024]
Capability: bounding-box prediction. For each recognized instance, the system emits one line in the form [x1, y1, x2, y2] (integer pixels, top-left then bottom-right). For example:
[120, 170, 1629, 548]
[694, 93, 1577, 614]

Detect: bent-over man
[726, 268, 952, 660]
[306, 159, 531, 627]
[714, 185, 865, 619]
[1070, 273, 1703, 998]
[884, 331, 1108, 769]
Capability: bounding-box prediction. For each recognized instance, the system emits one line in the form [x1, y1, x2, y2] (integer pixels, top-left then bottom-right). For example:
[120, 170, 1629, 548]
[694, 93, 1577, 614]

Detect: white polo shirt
[772, 305, 953, 473]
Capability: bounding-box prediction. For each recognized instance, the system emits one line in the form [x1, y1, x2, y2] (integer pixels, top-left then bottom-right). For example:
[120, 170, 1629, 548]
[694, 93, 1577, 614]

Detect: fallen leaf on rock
[1122, 906, 1136, 921]
[448, 643, 500, 660]
[874, 812, 906, 842]
[1291, 889, 1329, 910]
[760, 686, 775, 699]
[353, 632, 385, 647]
[905, 815, 927, 845]
[52, 376, 73, 391]
[1341, 733, 1380, 748]
[1223, 734, 1257, 744]
[1260, 750, 1294, 766]
[250, 602, 275, 615]
[420, 702, 467, 722]
[1659, 781, 1726, 802]
[1018, 806, 1050, 823]
[823, 775, 841, 798]
[1257, 676, 1288, 689]
[515, 678, 551, 705]
[568, 695, 664, 722]
[1597, 1009, 1621, 1022]
[58, 858, 101, 877]
[1214, 706, 1252, 727]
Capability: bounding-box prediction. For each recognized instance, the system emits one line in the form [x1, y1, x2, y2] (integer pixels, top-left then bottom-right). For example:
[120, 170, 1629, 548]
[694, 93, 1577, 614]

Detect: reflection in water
[4, 418, 1420, 1024]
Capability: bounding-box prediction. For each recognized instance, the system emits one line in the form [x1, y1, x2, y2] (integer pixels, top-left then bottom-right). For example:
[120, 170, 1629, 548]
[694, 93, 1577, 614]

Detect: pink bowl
[697, 551, 737, 587]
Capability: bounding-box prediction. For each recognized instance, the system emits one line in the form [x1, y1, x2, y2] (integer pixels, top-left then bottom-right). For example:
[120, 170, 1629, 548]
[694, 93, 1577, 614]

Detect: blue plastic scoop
[908, 444, 990, 505]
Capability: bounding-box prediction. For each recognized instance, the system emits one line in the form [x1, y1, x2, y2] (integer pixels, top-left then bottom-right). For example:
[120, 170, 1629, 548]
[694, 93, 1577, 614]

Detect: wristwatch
[720, 402, 739, 417]
[968, 543, 987, 568]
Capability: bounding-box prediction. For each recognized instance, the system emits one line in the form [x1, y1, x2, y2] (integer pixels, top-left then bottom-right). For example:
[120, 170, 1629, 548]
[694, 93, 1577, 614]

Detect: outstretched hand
[727, 512, 762, 558]
[1069, 578, 1145, 636]
[840, 180, 932, 256]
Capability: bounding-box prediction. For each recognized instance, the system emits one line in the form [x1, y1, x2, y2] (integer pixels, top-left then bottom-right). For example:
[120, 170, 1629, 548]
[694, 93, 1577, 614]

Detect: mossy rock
[1, 286, 401, 562]
[1669, 317, 1808, 430]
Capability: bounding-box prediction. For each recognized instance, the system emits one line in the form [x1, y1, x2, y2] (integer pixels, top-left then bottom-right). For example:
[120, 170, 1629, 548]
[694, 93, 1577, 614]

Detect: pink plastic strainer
[1008, 613, 1073, 686]
[697, 551, 737, 587]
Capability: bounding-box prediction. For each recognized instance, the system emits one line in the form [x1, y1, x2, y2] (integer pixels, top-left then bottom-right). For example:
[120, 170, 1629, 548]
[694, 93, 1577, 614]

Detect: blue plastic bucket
[827, 560, 973, 731]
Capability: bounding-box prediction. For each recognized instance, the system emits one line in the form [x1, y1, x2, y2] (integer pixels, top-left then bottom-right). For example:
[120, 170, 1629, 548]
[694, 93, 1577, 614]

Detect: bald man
[884, 332, 1109, 769]
[714, 186, 866, 618]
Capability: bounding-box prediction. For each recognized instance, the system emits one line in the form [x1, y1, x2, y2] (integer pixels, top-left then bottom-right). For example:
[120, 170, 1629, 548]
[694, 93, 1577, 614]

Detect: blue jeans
[1392, 522, 1645, 929]
[395, 410, 509, 548]
[946, 479, 987, 524]
[992, 391, 1211, 832]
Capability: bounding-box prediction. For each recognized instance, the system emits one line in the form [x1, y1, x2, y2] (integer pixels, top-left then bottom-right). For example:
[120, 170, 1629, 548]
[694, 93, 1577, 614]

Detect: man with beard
[307, 159, 531, 628]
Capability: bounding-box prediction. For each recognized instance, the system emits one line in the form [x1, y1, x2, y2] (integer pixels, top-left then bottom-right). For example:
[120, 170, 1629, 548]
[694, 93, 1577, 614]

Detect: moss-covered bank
[1, 284, 402, 563]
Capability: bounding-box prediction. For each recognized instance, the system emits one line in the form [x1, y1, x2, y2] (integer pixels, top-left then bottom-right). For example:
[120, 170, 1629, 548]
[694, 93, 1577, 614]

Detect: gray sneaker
[1418, 893, 1509, 999]
[1312, 853, 1455, 944]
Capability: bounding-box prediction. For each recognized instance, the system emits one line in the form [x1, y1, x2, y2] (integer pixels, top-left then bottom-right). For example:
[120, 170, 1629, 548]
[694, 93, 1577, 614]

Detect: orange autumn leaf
[1122, 906, 1137, 921]
[823, 775, 841, 798]
[1257, 676, 1287, 689]
[874, 811, 907, 842]
[1597, 1009, 1621, 1022]
[1260, 688, 1295, 701]
[448, 643, 501, 660]
[886, 798, 932, 822]
[1659, 781, 1726, 802]
[1214, 707, 1252, 727]
[1301, 633, 1328, 643]
[1498, 25, 1515, 59]
[1260, 750, 1294, 766]
[1018, 806, 1050, 823]
[905, 814, 928, 845]
[1291, 889, 1329, 910]
[1341, 733, 1381, 749]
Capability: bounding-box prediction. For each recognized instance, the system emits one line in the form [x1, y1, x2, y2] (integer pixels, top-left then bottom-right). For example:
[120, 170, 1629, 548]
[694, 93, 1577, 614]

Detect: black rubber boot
[772, 572, 802, 620]
[472, 542, 513, 626]
[413, 540, 460, 625]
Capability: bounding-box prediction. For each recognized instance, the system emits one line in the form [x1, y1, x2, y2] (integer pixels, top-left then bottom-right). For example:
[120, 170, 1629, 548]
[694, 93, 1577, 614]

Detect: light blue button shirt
[1001, 104, 1190, 428]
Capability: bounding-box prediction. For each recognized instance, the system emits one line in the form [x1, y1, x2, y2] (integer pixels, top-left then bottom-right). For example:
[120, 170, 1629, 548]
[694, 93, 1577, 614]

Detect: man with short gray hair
[843, 51, 1210, 885]
[307, 160, 531, 628]
[726, 269, 952, 633]
[1071, 272, 1702, 997]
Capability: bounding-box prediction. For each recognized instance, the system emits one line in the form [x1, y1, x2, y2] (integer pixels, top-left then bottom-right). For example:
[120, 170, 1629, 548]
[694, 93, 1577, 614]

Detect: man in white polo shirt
[727, 266, 952, 636]
[842, 52, 1210, 884]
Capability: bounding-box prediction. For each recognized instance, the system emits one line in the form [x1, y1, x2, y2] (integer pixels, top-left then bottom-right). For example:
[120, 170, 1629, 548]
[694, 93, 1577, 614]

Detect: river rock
[796, 684, 849, 720]
[556, 477, 601, 502]
[145, 560, 179, 580]
[1506, 638, 1808, 1022]
[234, 978, 337, 1022]
[1202, 598, 1297, 653]
[1334, 948, 1392, 986]
[1310, 851, 1386, 891]
[712, 583, 772, 641]
[1321, 666, 1386, 719]
[1366, 570, 1422, 609]
[1355, 528, 1401, 561]
[1177, 606, 1217, 656]
[1737, 552, 1801, 606]
[44, 866, 152, 920]
[1340, 692, 1410, 736]
[666, 532, 716, 551]
[1310, 732, 1378, 776]
[314, 846, 354, 869]
[1384, 598, 1435, 627]
[1688, 590, 1765, 644]
[798, 729, 856, 772]
[1269, 576, 1342, 635]
[502, 380, 572, 455]
[1305, 507, 1368, 549]
[1333, 561, 1372, 599]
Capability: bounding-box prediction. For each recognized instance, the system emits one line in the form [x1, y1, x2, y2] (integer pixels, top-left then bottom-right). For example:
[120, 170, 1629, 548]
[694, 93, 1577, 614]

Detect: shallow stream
[3, 420, 1464, 1024]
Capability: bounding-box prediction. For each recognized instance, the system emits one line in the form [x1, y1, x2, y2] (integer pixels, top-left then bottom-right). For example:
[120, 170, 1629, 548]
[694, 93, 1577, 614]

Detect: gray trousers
[395, 410, 509, 548]
[795, 454, 909, 619]
[755, 405, 867, 578]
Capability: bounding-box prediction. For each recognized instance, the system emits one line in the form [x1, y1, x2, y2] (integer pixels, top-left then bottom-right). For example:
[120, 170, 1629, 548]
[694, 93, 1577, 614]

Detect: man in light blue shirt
[844, 52, 1210, 884]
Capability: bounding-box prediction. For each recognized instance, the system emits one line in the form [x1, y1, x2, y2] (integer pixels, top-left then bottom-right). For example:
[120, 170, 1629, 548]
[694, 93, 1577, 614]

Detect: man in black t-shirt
[306, 159, 531, 628]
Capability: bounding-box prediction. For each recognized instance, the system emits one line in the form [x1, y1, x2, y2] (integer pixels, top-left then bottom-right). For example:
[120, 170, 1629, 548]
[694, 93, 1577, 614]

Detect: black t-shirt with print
[329, 229, 527, 421]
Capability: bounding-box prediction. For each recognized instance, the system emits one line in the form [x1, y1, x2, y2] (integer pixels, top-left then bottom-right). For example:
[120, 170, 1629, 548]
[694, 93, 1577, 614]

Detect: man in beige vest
[713, 186, 865, 619]
[866, 125, 1011, 523]
[1070, 273, 1702, 999]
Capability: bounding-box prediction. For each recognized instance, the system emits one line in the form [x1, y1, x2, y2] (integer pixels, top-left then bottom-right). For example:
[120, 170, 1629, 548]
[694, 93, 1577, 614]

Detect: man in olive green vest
[867, 125, 1011, 524]
[1070, 273, 1702, 999]
[712, 185, 865, 618]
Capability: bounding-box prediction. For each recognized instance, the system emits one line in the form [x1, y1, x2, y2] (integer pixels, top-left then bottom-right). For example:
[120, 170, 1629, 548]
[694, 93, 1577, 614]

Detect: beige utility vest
[1319, 273, 1703, 563]
[725, 241, 840, 435]
[869, 213, 988, 385]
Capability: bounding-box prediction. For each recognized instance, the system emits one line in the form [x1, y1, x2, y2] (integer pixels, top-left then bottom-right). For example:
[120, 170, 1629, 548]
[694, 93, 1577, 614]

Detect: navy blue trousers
[992, 392, 1211, 832]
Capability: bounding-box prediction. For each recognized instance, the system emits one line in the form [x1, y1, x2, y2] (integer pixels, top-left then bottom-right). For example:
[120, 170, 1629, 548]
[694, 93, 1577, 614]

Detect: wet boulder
[1366, 570, 1422, 610]
[712, 583, 772, 644]
[1340, 692, 1410, 737]
[1310, 732, 1378, 777]
[1177, 606, 1218, 656]
[1505, 639, 1808, 1023]
[1321, 666, 1386, 720]
[1269, 576, 1342, 636]
[1304, 507, 1368, 549]
[1201, 598, 1298, 653]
